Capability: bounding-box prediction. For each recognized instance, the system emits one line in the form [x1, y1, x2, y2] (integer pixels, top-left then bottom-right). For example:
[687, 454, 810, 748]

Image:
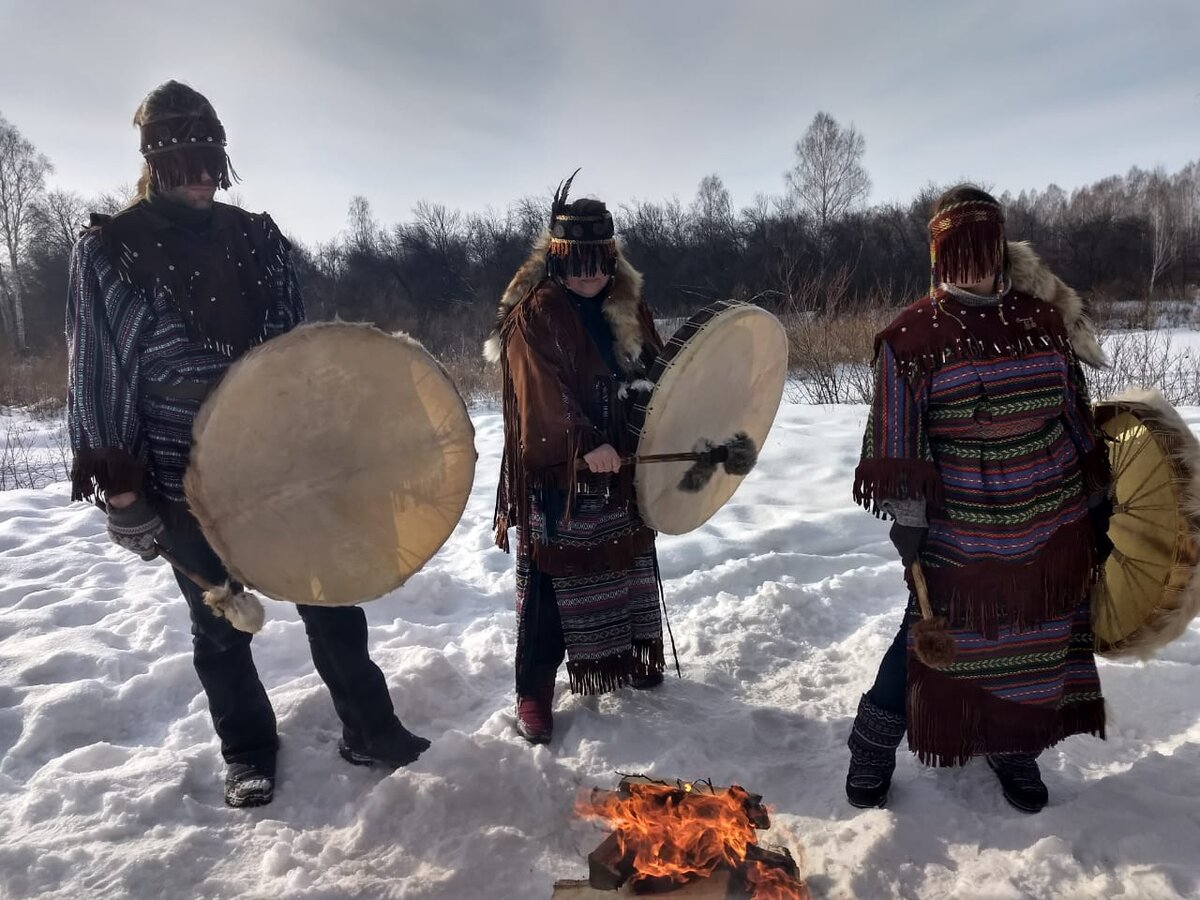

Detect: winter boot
[224, 761, 275, 809]
[630, 671, 664, 690]
[516, 666, 557, 745]
[846, 693, 906, 809]
[986, 753, 1048, 813]
[339, 722, 431, 769]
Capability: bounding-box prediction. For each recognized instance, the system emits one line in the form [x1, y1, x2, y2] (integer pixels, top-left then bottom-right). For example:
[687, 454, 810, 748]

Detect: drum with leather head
[1091, 388, 1200, 658]
[185, 322, 477, 606]
[628, 300, 788, 535]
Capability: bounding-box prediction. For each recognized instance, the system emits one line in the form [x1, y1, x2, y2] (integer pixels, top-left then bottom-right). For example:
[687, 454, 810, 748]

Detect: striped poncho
[66, 206, 304, 504]
[854, 285, 1108, 765]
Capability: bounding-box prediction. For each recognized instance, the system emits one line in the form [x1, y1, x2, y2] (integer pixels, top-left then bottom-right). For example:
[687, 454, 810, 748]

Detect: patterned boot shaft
[846, 693, 907, 808]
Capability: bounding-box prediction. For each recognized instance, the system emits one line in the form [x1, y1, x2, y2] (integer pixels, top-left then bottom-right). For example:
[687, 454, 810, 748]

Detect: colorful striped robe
[855, 288, 1107, 765]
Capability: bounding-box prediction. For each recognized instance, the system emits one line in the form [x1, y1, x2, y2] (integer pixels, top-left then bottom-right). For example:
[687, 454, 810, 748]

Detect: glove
[106, 496, 166, 560]
[1089, 493, 1114, 566]
[889, 521, 927, 568]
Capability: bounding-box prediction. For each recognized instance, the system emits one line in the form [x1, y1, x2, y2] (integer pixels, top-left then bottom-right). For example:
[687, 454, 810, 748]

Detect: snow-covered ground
[2, 402, 1200, 899]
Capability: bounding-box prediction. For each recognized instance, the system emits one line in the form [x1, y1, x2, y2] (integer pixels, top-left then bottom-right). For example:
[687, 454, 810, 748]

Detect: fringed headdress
[138, 90, 237, 192]
[547, 168, 618, 278]
[929, 199, 1006, 293]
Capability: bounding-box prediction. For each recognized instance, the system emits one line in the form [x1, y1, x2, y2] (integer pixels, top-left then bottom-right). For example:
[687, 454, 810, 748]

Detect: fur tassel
[913, 617, 956, 668]
[202, 582, 265, 634]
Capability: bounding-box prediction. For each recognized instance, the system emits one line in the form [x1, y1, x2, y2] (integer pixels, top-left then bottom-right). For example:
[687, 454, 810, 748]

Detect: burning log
[615, 776, 770, 829]
[741, 845, 798, 881]
[565, 775, 809, 899]
[588, 832, 636, 891]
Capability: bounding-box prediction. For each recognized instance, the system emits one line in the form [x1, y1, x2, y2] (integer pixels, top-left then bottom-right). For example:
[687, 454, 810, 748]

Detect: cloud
[0, 0, 1195, 243]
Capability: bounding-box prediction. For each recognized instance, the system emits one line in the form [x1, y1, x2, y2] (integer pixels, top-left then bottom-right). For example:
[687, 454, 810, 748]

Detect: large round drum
[629, 301, 787, 534]
[1092, 388, 1200, 658]
[185, 322, 477, 606]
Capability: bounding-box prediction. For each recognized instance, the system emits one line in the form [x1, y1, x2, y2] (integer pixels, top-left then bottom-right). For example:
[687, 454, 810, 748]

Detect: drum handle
[573, 451, 708, 471]
[909, 560, 935, 621]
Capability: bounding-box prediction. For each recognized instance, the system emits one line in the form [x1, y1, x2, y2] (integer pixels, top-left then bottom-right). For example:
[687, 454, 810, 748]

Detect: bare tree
[786, 111, 871, 233]
[689, 174, 735, 246]
[31, 188, 87, 256]
[347, 194, 379, 254]
[0, 114, 52, 352]
[1145, 168, 1179, 297]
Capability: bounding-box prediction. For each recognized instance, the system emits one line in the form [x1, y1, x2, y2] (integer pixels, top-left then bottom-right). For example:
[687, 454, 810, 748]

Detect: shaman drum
[186, 322, 477, 606]
[1092, 388, 1200, 658]
[629, 300, 788, 535]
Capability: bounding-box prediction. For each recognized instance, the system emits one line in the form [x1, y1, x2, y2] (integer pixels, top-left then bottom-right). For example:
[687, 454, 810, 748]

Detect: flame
[577, 782, 806, 898]
[744, 860, 812, 900]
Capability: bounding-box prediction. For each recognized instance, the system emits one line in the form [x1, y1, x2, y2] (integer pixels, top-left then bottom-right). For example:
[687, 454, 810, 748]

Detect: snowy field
[2, 402, 1200, 899]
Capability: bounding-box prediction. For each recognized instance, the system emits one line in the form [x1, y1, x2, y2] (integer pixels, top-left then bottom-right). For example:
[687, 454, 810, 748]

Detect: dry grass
[0, 418, 71, 490]
[781, 309, 892, 404]
[439, 350, 501, 407]
[0, 344, 68, 415]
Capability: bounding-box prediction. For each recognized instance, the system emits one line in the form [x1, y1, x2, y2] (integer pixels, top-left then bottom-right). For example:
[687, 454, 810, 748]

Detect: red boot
[516, 667, 557, 745]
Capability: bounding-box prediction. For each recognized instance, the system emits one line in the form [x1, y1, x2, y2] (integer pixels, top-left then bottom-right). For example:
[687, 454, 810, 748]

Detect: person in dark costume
[66, 81, 430, 808]
[846, 185, 1111, 813]
[485, 172, 667, 745]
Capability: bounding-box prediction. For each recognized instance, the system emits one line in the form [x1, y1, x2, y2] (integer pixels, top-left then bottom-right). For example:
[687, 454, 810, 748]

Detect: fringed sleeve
[853, 340, 941, 517]
[1062, 358, 1112, 496]
[65, 233, 147, 501]
[505, 306, 606, 475]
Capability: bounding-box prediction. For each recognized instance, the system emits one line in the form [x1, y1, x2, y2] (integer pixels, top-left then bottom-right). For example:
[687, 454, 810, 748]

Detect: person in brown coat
[485, 172, 667, 744]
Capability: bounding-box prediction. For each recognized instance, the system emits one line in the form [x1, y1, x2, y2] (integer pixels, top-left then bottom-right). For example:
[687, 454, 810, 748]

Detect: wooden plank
[552, 869, 739, 899]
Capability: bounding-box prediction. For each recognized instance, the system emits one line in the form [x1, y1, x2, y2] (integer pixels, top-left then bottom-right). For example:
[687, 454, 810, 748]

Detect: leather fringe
[917, 516, 1096, 639]
[907, 657, 1106, 767]
[565, 639, 665, 696]
[853, 459, 943, 517]
[70, 447, 145, 501]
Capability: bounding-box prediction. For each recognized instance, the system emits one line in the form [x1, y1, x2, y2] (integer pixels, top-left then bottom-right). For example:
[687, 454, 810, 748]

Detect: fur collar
[482, 231, 647, 374]
[1007, 240, 1106, 367]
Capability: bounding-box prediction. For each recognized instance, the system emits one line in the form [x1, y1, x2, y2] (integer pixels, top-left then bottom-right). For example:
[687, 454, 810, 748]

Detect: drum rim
[629, 300, 786, 534]
[1092, 394, 1200, 657]
[185, 321, 477, 605]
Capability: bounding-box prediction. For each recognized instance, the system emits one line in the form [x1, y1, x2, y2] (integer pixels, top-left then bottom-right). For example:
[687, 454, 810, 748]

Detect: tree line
[2, 110, 1197, 359]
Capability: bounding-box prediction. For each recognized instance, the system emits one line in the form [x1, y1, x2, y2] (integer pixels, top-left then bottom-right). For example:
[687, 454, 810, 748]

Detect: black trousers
[159, 503, 399, 769]
[867, 614, 909, 717]
[517, 573, 566, 695]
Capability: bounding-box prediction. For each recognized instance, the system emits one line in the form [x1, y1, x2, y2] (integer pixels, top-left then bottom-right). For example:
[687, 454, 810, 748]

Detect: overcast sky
[1, 0, 1197, 244]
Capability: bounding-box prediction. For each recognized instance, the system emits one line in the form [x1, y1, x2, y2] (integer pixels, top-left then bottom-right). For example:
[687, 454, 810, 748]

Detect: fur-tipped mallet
[201, 582, 267, 634]
[155, 543, 266, 634]
[910, 560, 956, 668]
[677, 431, 758, 492]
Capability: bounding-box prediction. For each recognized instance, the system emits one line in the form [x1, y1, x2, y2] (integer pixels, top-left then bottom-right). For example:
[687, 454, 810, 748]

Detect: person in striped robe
[846, 185, 1110, 813]
[485, 175, 667, 745]
[66, 81, 429, 809]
